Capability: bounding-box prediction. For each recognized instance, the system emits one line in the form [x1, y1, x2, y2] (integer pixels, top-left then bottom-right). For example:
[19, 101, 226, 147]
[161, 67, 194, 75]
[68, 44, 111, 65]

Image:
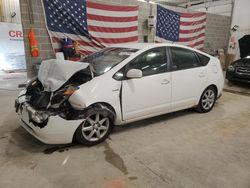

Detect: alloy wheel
[81, 113, 110, 142]
[201, 89, 215, 110]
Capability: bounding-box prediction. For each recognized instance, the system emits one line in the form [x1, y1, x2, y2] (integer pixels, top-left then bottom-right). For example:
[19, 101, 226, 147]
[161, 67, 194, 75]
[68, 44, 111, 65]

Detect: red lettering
[9, 30, 15, 37]
[9, 30, 23, 38]
[16, 31, 23, 37]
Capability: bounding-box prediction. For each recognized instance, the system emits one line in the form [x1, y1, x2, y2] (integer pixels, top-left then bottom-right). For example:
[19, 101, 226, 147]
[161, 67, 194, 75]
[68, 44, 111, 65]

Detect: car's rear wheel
[196, 86, 216, 113]
[75, 107, 113, 146]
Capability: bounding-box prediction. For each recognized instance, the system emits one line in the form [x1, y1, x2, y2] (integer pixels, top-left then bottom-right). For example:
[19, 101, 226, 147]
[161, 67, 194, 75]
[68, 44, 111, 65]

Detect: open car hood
[38, 59, 89, 92]
[239, 35, 250, 58]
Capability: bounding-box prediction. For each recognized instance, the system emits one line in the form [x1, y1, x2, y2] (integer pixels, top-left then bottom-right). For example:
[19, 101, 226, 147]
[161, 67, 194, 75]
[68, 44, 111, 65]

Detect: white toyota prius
[15, 43, 224, 146]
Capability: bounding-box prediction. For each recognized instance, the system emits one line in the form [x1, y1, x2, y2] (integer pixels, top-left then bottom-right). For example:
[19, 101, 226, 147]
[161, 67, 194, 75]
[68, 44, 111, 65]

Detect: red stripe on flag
[52, 37, 61, 43]
[180, 18, 206, 26]
[76, 39, 104, 49]
[88, 25, 138, 33]
[87, 14, 138, 22]
[92, 36, 138, 44]
[180, 26, 206, 34]
[179, 33, 205, 42]
[181, 12, 206, 18]
[188, 40, 205, 48]
[87, 1, 138, 12]
[79, 50, 94, 56]
[52, 37, 104, 49]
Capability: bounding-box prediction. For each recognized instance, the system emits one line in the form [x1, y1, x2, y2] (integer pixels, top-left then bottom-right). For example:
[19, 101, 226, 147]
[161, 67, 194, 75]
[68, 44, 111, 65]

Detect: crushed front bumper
[15, 93, 83, 144]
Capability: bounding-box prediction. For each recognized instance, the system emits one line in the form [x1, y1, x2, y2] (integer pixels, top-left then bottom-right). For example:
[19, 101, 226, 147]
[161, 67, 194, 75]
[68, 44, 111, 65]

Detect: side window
[127, 47, 168, 77]
[196, 52, 210, 66]
[170, 47, 201, 71]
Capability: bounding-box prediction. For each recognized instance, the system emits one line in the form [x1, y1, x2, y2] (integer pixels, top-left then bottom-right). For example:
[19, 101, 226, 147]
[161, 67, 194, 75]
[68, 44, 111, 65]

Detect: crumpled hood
[38, 59, 89, 92]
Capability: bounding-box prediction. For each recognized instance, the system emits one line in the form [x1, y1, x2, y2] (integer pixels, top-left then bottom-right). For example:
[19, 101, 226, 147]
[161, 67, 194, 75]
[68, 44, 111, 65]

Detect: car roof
[109, 43, 174, 49]
[109, 43, 211, 57]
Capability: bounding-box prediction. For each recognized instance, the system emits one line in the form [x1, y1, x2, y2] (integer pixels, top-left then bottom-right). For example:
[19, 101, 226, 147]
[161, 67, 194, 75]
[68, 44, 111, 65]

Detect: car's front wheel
[196, 86, 216, 113]
[75, 107, 113, 146]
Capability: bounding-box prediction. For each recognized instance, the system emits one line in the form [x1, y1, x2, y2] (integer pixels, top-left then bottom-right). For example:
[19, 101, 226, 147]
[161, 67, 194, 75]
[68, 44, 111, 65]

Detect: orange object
[28, 28, 40, 57]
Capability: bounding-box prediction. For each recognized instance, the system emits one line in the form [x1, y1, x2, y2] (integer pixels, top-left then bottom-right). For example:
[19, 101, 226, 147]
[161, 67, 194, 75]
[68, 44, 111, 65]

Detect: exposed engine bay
[15, 60, 93, 128]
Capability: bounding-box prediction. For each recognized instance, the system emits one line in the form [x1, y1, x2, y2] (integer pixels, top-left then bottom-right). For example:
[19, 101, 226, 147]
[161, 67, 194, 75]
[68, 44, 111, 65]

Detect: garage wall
[20, 0, 55, 77]
[203, 13, 231, 55]
[20, 0, 231, 77]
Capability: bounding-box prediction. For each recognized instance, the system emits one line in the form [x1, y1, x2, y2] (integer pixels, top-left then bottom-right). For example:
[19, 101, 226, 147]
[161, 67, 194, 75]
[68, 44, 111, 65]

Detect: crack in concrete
[135, 158, 172, 186]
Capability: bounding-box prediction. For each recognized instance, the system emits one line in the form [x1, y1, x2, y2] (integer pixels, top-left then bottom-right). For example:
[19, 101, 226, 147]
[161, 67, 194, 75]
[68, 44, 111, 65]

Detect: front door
[121, 47, 171, 121]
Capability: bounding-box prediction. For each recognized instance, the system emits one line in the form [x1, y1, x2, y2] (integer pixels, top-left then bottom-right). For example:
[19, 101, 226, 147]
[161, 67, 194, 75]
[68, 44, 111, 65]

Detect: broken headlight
[63, 86, 80, 96]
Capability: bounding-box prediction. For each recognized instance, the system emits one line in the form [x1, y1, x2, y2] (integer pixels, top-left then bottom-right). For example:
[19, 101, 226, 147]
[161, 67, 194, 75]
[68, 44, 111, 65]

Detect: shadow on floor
[224, 80, 250, 96]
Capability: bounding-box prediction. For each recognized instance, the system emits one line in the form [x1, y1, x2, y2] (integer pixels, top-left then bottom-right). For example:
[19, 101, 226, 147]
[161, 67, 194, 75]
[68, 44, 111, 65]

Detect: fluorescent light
[137, 0, 156, 4]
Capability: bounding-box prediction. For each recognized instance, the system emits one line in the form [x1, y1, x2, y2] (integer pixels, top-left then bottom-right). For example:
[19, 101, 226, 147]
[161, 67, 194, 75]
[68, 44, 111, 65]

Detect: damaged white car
[15, 43, 224, 146]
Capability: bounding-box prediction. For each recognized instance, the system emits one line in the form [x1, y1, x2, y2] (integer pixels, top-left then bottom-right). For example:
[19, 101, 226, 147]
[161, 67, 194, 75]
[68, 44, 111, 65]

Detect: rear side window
[196, 52, 210, 66]
[170, 47, 202, 71]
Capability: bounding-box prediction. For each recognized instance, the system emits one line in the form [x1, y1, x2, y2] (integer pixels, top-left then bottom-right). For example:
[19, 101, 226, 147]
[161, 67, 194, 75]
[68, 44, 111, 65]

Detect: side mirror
[126, 69, 142, 79]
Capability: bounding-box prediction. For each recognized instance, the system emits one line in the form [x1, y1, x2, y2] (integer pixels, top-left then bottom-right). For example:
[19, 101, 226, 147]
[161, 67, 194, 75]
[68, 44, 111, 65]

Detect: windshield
[82, 47, 138, 76]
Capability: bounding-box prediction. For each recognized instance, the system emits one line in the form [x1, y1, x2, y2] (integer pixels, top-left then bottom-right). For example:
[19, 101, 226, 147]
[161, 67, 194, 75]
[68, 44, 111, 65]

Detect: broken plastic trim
[19, 102, 50, 128]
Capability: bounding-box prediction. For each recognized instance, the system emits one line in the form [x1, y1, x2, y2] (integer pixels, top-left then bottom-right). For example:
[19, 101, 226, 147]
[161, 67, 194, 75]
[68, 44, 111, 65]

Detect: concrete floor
[0, 90, 250, 188]
[224, 79, 250, 96]
[0, 71, 27, 91]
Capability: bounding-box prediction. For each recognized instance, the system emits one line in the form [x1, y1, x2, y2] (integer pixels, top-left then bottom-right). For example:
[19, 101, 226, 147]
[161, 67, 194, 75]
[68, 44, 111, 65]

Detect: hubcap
[81, 113, 109, 142]
[201, 89, 215, 110]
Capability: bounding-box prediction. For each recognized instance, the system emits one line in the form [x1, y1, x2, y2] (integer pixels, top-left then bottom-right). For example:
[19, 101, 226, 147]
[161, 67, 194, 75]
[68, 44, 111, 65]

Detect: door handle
[161, 79, 170, 85]
[199, 72, 206, 77]
[112, 88, 119, 92]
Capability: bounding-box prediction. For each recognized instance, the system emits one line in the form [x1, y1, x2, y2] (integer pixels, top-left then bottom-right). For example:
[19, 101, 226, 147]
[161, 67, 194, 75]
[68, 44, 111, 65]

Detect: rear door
[169, 47, 208, 110]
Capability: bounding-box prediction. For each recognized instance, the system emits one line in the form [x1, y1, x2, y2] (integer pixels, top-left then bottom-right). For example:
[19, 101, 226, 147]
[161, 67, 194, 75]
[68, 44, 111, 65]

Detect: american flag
[155, 5, 206, 50]
[42, 0, 139, 56]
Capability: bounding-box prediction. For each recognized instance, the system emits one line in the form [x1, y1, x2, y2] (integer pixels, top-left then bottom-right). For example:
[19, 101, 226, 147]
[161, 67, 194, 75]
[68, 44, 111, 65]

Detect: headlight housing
[227, 65, 235, 72]
[63, 86, 79, 96]
[19, 77, 37, 88]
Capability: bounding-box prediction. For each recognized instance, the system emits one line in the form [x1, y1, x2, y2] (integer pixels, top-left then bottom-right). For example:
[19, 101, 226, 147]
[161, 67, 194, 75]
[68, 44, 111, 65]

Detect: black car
[226, 57, 250, 83]
[226, 35, 250, 83]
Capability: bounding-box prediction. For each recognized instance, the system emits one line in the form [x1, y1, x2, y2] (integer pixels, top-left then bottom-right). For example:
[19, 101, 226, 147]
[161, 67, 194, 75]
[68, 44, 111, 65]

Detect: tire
[75, 106, 114, 146]
[196, 86, 216, 113]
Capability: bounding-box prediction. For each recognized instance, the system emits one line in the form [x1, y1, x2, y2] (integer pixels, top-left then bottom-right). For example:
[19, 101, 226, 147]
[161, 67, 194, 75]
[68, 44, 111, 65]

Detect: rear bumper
[16, 97, 83, 144]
